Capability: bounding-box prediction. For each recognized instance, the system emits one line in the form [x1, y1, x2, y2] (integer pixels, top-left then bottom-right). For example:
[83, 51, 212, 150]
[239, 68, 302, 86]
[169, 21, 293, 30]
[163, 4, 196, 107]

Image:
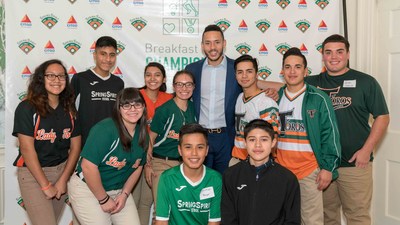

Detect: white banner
[5, 0, 340, 224]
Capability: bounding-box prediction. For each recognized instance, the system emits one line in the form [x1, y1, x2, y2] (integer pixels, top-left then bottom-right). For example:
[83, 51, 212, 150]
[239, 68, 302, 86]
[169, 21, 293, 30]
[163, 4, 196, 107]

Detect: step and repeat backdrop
[5, 0, 340, 224]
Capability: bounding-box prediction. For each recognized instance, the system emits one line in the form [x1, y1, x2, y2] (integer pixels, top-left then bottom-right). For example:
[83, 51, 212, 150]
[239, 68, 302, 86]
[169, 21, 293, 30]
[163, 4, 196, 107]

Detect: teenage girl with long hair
[12, 59, 81, 225]
[68, 88, 149, 225]
[134, 62, 173, 225]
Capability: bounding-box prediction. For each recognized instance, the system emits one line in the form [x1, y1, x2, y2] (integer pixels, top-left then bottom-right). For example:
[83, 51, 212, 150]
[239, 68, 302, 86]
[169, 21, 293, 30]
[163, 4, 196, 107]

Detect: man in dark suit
[185, 25, 242, 174]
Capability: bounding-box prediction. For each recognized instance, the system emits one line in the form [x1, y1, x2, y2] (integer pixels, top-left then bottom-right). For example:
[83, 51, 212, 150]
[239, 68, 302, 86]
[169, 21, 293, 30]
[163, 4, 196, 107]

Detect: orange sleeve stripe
[284, 131, 308, 136]
[278, 138, 310, 144]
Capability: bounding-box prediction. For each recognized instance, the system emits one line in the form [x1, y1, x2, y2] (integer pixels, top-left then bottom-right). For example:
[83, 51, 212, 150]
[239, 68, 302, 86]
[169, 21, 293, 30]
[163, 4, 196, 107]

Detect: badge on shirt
[343, 80, 356, 88]
[200, 187, 215, 200]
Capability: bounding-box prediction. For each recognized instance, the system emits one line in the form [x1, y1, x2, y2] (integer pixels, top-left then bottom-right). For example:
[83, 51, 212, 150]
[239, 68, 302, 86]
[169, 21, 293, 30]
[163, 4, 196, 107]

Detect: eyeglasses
[120, 102, 144, 110]
[174, 82, 194, 88]
[44, 73, 67, 81]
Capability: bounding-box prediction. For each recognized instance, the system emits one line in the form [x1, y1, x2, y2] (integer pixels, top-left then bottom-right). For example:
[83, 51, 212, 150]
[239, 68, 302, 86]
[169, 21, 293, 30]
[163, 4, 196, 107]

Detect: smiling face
[178, 133, 208, 171]
[282, 55, 307, 92]
[93, 46, 117, 77]
[120, 102, 145, 127]
[173, 73, 194, 101]
[236, 61, 258, 89]
[44, 63, 67, 98]
[245, 128, 276, 167]
[144, 66, 166, 91]
[322, 42, 350, 76]
[201, 31, 226, 66]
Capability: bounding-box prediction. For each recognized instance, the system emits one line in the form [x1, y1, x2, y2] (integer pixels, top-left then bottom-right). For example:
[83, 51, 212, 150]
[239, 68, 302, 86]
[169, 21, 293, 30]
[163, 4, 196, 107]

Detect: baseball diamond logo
[275, 43, 291, 55]
[17, 91, 28, 101]
[295, 20, 310, 33]
[258, 0, 268, 8]
[236, 0, 250, 9]
[20, 14, 32, 28]
[307, 67, 312, 75]
[63, 40, 81, 55]
[67, 16, 78, 28]
[131, 18, 147, 31]
[117, 41, 126, 55]
[41, 14, 58, 29]
[276, 0, 290, 9]
[259, 44, 268, 56]
[255, 20, 271, 33]
[215, 19, 231, 32]
[315, 0, 329, 9]
[17, 197, 26, 210]
[235, 43, 251, 55]
[258, 67, 272, 80]
[315, 43, 322, 53]
[86, 16, 104, 30]
[18, 39, 35, 54]
[111, 0, 123, 6]
[21, 66, 32, 79]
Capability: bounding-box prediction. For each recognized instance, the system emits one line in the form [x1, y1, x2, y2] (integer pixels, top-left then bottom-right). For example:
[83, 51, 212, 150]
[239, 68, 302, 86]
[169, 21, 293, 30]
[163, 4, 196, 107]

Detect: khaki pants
[323, 163, 373, 225]
[151, 157, 180, 221]
[298, 168, 323, 225]
[68, 174, 140, 225]
[228, 157, 241, 167]
[17, 162, 68, 225]
[133, 172, 153, 225]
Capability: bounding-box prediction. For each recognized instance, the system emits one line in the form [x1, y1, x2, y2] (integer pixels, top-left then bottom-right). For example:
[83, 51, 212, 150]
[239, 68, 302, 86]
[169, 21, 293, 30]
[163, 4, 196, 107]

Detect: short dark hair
[322, 34, 350, 52]
[202, 24, 224, 42]
[282, 47, 307, 68]
[234, 54, 259, 73]
[95, 36, 117, 50]
[244, 119, 275, 140]
[179, 123, 208, 145]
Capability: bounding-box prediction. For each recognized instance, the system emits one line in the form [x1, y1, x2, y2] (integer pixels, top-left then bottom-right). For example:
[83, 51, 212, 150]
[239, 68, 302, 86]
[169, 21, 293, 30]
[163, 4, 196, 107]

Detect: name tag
[200, 187, 215, 200]
[343, 80, 356, 88]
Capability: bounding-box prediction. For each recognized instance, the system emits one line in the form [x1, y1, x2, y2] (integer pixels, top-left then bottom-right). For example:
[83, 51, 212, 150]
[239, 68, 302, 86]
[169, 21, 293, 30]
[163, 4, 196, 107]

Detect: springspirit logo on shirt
[36, 129, 57, 143]
[177, 200, 211, 213]
[106, 156, 126, 170]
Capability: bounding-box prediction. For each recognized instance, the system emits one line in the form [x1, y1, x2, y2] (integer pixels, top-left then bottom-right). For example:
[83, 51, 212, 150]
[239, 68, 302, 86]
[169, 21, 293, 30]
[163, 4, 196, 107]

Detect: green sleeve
[150, 105, 169, 135]
[209, 173, 222, 221]
[318, 93, 341, 178]
[80, 121, 115, 165]
[155, 173, 170, 219]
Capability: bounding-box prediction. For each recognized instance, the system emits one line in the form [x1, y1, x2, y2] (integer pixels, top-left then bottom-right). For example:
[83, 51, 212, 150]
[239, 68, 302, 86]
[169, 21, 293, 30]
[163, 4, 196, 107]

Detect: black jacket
[221, 159, 300, 225]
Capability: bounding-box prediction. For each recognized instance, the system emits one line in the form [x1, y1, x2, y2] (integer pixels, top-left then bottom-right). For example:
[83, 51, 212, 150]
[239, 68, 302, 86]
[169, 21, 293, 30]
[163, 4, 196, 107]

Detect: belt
[153, 152, 181, 161]
[207, 127, 226, 134]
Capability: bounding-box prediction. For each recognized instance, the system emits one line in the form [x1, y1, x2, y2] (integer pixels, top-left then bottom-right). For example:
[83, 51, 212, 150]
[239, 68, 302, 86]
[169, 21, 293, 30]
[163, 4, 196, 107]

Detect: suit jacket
[185, 56, 242, 142]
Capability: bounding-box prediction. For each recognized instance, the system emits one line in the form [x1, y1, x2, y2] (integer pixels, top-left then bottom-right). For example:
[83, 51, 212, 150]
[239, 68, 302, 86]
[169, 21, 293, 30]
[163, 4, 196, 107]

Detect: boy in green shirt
[155, 123, 222, 225]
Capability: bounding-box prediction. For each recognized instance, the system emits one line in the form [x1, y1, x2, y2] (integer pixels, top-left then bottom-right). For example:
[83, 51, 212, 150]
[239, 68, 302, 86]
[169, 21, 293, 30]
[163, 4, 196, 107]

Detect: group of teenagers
[12, 24, 390, 225]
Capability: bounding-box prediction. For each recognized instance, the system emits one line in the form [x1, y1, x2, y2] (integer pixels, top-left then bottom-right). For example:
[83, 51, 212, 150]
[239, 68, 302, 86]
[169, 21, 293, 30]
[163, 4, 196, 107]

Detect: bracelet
[98, 195, 109, 204]
[123, 191, 129, 197]
[99, 195, 110, 205]
[41, 182, 52, 191]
